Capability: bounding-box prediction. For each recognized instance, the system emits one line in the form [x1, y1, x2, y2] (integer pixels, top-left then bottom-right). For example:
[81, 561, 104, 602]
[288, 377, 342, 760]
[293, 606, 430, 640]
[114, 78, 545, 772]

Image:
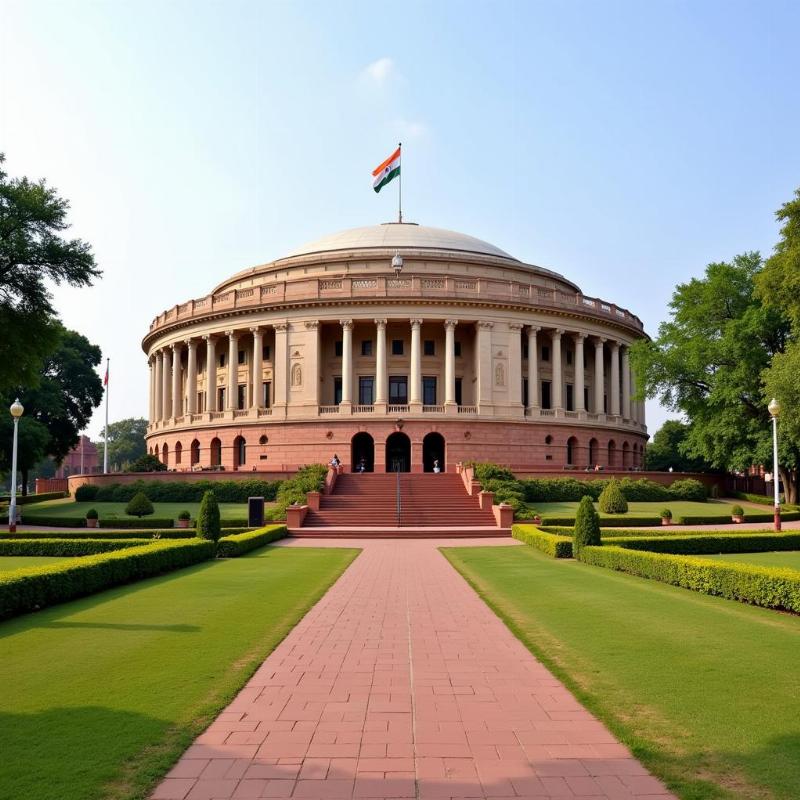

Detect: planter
[660, 518, 672, 526]
[177, 519, 190, 528]
[86, 518, 98, 528]
[732, 515, 744, 524]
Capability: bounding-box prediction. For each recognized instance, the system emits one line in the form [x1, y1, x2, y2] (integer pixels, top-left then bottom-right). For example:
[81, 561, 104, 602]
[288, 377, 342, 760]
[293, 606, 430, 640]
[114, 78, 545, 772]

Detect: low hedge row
[540, 514, 663, 527]
[578, 545, 800, 613]
[612, 532, 800, 555]
[74, 478, 281, 503]
[676, 510, 800, 525]
[0, 539, 216, 620]
[538, 525, 723, 538]
[19, 515, 249, 529]
[216, 525, 288, 557]
[512, 524, 573, 558]
[0, 527, 251, 540]
[522, 476, 707, 503]
[3, 492, 68, 505]
[0, 538, 148, 557]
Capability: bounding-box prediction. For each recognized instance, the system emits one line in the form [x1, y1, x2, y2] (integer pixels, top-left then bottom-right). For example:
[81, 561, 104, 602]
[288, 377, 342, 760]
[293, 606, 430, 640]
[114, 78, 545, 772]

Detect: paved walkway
[154, 538, 675, 800]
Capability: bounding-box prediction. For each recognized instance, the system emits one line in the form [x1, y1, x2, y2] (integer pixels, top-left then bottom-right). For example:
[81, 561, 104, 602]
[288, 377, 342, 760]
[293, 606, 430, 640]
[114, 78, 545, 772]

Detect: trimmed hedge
[676, 510, 800, 525]
[75, 478, 281, 503]
[512, 524, 573, 558]
[0, 528, 250, 540]
[611, 532, 800, 555]
[216, 525, 288, 557]
[540, 514, 663, 527]
[0, 539, 216, 620]
[538, 525, 754, 539]
[598, 481, 628, 514]
[0, 538, 148, 557]
[13, 492, 68, 505]
[520, 476, 708, 503]
[266, 465, 328, 520]
[578, 544, 800, 613]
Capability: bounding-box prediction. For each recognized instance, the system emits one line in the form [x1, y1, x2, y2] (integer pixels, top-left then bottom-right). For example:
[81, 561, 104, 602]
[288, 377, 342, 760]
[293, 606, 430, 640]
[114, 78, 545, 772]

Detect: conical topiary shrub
[598, 479, 628, 514]
[573, 495, 601, 556]
[125, 491, 154, 518]
[196, 490, 221, 541]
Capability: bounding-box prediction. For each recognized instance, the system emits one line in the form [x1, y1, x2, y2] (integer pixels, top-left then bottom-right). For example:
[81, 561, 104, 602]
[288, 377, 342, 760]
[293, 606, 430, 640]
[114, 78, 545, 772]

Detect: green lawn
[535, 499, 739, 518]
[21, 497, 252, 520]
[0, 556, 72, 571]
[697, 551, 800, 570]
[0, 545, 359, 800]
[443, 545, 800, 800]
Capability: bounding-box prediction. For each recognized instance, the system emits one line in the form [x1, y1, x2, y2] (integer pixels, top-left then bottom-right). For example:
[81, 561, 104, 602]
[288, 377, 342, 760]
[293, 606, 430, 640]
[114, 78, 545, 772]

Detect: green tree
[0, 154, 101, 393]
[645, 420, 715, 472]
[573, 495, 601, 555]
[631, 252, 799, 502]
[129, 453, 167, 473]
[125, 491, 154, 518]
[100, 418, 148, 470]
[598, 480, 628, 513]
[196, 490, 221, 542]
[0, 325, 103, 493]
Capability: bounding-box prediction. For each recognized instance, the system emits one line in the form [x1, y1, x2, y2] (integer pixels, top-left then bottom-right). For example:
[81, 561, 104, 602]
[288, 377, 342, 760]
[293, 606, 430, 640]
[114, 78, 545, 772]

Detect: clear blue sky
[2, 0, 799, 439]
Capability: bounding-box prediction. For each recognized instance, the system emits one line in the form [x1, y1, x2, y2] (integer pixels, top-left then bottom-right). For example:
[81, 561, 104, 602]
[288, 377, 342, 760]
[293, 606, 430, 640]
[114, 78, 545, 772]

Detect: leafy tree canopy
[100, 417, 148, 470]
[0, 154, 101, 392]
[645, 420, 715, 473]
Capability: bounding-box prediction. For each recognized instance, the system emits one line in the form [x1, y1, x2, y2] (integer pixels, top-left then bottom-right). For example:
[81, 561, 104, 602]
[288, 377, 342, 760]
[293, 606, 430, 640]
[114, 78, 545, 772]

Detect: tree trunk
[779, 467, 797, 505]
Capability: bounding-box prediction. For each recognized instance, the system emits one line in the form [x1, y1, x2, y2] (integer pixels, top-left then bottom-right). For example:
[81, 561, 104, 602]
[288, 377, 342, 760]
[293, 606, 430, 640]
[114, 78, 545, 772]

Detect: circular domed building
[143, 222, 647, 473]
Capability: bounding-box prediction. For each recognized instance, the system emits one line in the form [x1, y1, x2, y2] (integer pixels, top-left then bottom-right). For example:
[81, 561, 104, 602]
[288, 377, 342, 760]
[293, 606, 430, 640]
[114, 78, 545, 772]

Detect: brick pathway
[154, 539, 675, 799]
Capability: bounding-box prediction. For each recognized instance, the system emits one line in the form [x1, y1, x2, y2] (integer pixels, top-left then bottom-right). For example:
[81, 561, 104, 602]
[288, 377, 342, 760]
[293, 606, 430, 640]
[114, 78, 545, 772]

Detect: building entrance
[422, 432, 445, 472]
[351, 432, 375, 472]
[385, 432, 411, 472]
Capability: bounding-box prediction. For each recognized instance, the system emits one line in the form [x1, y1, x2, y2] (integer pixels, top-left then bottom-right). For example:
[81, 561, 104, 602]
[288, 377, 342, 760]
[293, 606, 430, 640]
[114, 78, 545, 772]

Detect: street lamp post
[768, 397, 781, 532]
[8, 399, 24, 533]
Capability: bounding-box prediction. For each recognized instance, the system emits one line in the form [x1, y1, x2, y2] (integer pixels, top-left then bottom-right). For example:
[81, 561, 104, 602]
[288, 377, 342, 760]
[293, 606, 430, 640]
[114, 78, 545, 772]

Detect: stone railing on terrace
[146, 274, 645, 337]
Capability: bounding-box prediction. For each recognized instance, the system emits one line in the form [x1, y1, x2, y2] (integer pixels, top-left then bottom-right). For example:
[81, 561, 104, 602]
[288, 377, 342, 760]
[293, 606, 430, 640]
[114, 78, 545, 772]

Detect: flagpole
[398, 142, 402, 223]
[103, 357, 109, 474]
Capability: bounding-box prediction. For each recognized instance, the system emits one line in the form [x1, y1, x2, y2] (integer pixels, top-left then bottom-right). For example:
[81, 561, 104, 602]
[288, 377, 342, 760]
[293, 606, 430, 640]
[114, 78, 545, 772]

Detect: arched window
[234, 436, 246, 469]
[161, 442, 169, 467]
[608, 440, 617, 468]
[588, 438, 598, 467]
[566, 436, 578, 465]
[210, 437, 222, 467]
[174, 441, 182, 465]
[190, 439, 200, 466]
[622, 441, 630, 468]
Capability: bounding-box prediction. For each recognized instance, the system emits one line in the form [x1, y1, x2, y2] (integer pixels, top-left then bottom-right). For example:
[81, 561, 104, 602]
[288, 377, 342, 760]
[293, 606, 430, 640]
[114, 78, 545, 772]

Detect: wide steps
[290, 526, 511, 539]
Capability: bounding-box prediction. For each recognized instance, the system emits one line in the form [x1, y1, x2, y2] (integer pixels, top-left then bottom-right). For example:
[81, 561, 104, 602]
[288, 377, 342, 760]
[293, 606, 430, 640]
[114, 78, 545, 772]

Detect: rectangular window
[541, 380, 551, 409]
[454, 341, 462, 357]
[423, 340, 435, 356]
[391, 339, 404, 356]
[262, 381, 272, 408]
[584, 386, 589, 411]
[422, 376, 437, 406]
[218, 387, 226, 410]
[604, 393, 608, 413]
[566, 350, 572, 366]
[262, 345, 271, 361]
[523, 378, 529, 407]
[522, 341, 529, 359]
[238, 350, 247, 365]
[334, 377, 342, 405]
[359, 376, 374, 405]
[389, 376, 408, 404]
[237, 384, 246, 409]
[566, 383, 574, 411]
[219, 353, 226, 368]
[335, 340, 343, 357]
[197, 392, 205, 412]
[361, 340, 373, 357]
[455, 377, 463, 406]
[541, 345, 550, 362]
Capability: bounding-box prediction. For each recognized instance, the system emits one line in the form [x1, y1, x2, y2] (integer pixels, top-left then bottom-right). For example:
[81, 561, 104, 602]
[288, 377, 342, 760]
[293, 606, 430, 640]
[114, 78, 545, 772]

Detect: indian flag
[372, 146, 401, 193]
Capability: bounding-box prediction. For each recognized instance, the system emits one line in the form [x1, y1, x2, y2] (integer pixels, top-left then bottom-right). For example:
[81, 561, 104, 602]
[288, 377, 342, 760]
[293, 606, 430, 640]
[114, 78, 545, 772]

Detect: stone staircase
[292, 472, 510, 538]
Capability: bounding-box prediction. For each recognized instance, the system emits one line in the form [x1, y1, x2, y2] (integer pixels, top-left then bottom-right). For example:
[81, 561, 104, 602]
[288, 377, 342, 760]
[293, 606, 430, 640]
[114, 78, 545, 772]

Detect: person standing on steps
[433, 458, 441, 473]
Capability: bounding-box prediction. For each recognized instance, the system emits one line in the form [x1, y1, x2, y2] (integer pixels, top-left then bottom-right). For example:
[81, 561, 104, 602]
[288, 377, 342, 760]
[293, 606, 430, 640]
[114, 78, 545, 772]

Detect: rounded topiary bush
[85, 507, 98, 520]
[598, 480, 628, 514]
[731, 504, 745, 518]
[196, 490, 221, 541]
[75, 484, 99, 502]
[125, 492, 154, 518]
[573, 495, 601, 555]
[660, 508, 672, 519]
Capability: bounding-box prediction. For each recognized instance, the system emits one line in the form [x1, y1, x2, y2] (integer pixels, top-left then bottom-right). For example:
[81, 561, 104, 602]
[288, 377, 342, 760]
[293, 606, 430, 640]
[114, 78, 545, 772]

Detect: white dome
[282, 222, 517, 261]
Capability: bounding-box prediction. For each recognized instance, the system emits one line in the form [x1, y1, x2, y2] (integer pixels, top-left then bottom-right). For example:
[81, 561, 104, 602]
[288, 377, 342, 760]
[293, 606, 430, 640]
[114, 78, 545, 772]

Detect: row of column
[338, 318, 459, 407]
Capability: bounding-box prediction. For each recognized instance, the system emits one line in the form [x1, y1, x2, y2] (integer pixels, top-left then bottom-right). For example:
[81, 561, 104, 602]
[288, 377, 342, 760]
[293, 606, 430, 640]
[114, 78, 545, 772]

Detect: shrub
[469, 462, 516, 483]
[0, 538, 147, 557]
[74, 478, 281, 504]
[660, 508, 672, 519]
[75, 484, 99, 501]
[15, 491, 67, 505]
[668, 478, 707, 502]
[609, 532, 800, 555]
[598, 481, 628, 514]
[178, 510, 191, 521]
[577, 544, 800, 613]
[196, 490, 221, 541]
[0, 528, 247, 540]
[99, 517, 176, 529]
[85, 508, 98, 520]
[731, 504, 745, 518]
[268, 465, 327, 520]
[129, 453, 167, 472]
[573, 496, 601, 555]
[512, 524, 573, 558]
[125, 492, 154, 518]
[216, 525, 287, 557]
[0, 539, 216, 620]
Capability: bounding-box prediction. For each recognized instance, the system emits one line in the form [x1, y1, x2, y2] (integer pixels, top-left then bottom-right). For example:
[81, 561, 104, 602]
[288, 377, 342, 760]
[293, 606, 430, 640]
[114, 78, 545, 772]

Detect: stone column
[251, 327, 263, 410]
[409, 318, 422, 407]
[509, 323, 523, 412]
[204, 335, 217, 413]
[477, 321, 494, 410]
[340, 319, 353, 407]
[551, 329, 563, 410]
[273, 323, 288, 410]
[594, 338, 606, 414]
[305, 321, 320, 408]
[226, 330, 238, 411]
[622, 345, 631, 420]
[186, 339, 197, 414]
[148, 358, 154, 423]
[526, 326, 539, 412]
[574, 333, 586, 412]
[162, 346, 172, 421]
[375, 319, 388, 406]
[610, 341, 621, 417]
[444, 319, 458, 406]
[171, 342, 183, 418]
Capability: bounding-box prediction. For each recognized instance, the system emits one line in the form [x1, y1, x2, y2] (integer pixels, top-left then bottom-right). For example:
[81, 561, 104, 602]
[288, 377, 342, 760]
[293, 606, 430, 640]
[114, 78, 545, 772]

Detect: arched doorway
[423, 432, 445, 472]
[161, 442, 169, 467]
[174, 441, 183, 466]
[385, 432, 411, 472]
[351, 432, 374, 472]
[210, 437, 222, 467]
[608, 439, 617, 469]
[233, 436, 246, 469]
[622, 441, 630, 468]
[190, 439, 200, 467]
[566, 436, 578, 466]
[588, 438, 598, 468]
